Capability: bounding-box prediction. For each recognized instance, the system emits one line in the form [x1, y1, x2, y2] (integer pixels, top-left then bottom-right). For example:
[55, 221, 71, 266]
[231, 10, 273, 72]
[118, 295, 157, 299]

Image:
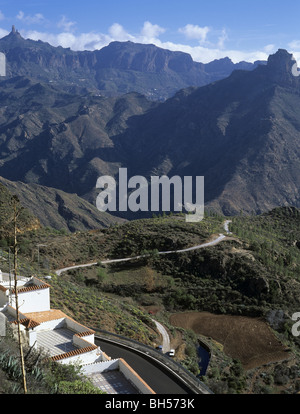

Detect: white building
[0, 271, 155, 394]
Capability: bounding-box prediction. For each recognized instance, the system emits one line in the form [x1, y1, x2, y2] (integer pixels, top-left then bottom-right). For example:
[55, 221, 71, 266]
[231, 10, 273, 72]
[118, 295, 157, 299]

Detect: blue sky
[0, 0, 300, 63]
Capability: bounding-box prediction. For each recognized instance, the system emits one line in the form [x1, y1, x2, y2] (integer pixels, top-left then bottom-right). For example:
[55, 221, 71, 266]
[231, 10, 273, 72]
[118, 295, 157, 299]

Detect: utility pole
[8, 246, 12, 305]
[12, 197, 27, 394]
[37, 244, 47, 276]
[0, 192, 28, 393]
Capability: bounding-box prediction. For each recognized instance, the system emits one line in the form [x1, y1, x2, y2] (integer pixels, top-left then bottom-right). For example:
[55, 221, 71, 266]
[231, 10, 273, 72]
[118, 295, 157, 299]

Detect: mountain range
[0, 27, 264, 101]
[0, 28, 299, 227]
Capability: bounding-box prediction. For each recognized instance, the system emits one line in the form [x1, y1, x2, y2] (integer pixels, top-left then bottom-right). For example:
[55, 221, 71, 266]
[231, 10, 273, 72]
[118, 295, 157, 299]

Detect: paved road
[55, 220, 232, 275]
[53, 221, 231, 394]
[56, 262, 98, 276]
[224, 220, 232, 234]
[95, 337, 194, 394]
[153, 320, 170, 353]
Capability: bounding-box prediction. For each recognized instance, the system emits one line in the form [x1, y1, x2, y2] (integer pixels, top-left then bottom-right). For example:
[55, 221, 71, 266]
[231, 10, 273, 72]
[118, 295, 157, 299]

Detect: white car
[168, 349, 175, 357]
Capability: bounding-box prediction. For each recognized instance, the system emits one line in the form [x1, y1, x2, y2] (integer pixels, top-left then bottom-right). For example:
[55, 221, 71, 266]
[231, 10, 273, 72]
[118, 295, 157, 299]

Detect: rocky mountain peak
[9, 25, 22, 37]
[268, 49, 294, 69]
[265, 49, 299, 85]
[1, 25, 24, 47]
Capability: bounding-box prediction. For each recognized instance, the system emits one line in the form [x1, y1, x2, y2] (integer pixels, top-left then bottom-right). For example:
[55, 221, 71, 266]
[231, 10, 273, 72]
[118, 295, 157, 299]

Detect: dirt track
[170, 312, 290, 369]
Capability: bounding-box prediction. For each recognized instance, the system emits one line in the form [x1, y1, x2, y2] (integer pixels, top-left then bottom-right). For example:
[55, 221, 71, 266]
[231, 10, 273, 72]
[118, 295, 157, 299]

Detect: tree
[143, 266, 156, 292]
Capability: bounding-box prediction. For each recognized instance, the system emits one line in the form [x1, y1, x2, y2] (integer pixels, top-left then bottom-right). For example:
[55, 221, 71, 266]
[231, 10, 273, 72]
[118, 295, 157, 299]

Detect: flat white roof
[36, 327, 78, 357]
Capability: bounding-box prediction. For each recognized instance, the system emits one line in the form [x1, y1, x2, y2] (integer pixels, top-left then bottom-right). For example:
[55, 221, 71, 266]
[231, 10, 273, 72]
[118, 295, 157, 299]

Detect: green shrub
[58, 379, 105, 394]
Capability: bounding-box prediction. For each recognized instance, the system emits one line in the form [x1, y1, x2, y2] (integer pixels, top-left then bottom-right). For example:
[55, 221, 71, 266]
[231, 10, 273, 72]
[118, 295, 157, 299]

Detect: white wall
[28, 330, 37, 347]
[34, 318, 65, 332]
[82, 359, 119, 374]
[0, 290, 8, 307]
[119, 359, 155, 394]
[10, 288, 50, 313]
[82, 358, 156, 394]
[73, 335, 93, 349]
[66, 318, 95, 344]
[0, 312, 6, 336]
[59, 347, 100, 366]
[6, 305, 27, 321]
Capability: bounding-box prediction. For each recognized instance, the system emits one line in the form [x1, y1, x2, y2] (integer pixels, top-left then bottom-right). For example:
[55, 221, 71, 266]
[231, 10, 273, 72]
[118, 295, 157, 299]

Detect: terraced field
[170, 311, 290, 369]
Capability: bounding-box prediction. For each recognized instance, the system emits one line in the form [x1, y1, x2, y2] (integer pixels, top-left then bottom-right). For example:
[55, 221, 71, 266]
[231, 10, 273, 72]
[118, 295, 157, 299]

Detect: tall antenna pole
[12, 198, 27, 394]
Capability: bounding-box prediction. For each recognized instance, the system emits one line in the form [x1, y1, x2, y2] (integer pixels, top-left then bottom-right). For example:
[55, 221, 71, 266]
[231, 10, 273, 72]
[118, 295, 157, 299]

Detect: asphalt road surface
[153, 320, 171, 353]
[95, 337, 194, 394]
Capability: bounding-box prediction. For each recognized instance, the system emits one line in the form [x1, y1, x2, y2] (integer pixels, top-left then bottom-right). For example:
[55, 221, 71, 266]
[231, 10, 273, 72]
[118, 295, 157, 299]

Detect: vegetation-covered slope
[1, 185, 300, 393]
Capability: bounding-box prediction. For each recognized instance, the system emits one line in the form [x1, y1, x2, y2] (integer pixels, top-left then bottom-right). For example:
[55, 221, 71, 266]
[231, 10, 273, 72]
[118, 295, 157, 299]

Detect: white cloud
[0, 28, 8, 38]
[108, 23, 134, 41]
[23, 29, 108, 51]
[179, 24, 210, 43]
[0, 11, 5, 21]
[57, 15, 77, 32]
[217, 28, 228, 49]
[286, 41, 300, 66]
[264, 44, 276, 54]
[141, 21, 165, 40]
[11, 20, 273, 64]
[56, 32, 77, 48]
[288, 40, 300, 50]
[17, 10, 45, 25]
[291, 52, 300, 66]
[150, 39, 269, 63]
[23, 30, 57, 45]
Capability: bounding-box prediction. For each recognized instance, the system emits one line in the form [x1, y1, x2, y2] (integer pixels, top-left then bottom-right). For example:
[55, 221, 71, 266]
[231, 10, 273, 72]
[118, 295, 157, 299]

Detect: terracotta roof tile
[24, 309, 67, 323]
[12, 284, 49, 294]
[33, 277, 51, 287]
[50, 345, 98, 362]
[24, 310, 94, 334]
[75, 330, 95, 337]
[11, 318, 40, 329]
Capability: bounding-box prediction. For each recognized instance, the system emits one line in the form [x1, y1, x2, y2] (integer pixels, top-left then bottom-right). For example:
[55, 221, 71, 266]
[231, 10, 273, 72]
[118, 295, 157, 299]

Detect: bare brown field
[170, 312, 290, 370]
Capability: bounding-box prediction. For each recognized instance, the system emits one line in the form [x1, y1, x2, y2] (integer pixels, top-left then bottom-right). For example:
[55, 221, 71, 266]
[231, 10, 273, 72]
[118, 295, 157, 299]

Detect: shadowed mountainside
[0, 44, 299, 218]
[0, 177, 125, 232]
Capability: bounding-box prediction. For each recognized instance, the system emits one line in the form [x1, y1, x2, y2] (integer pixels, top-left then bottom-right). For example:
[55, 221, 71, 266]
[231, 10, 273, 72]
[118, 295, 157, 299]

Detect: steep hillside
[0, 76, 155, 196]
[9, 207, 300, 317]
[0, 177, 125, 232]
[0, 48, 298, 218]
[2, 207, 299, 394]
[119, 49, 300, 215]
[0, 181, 41, 233]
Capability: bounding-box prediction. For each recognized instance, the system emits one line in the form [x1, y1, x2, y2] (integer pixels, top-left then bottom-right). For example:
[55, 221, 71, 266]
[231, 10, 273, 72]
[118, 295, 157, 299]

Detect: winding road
[52, 220, 232, 393]
[94, 336, 199, 394]
[153, 320, 171, 353]
[54, 220, 232, 359]
[55, 220, 232, 276]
